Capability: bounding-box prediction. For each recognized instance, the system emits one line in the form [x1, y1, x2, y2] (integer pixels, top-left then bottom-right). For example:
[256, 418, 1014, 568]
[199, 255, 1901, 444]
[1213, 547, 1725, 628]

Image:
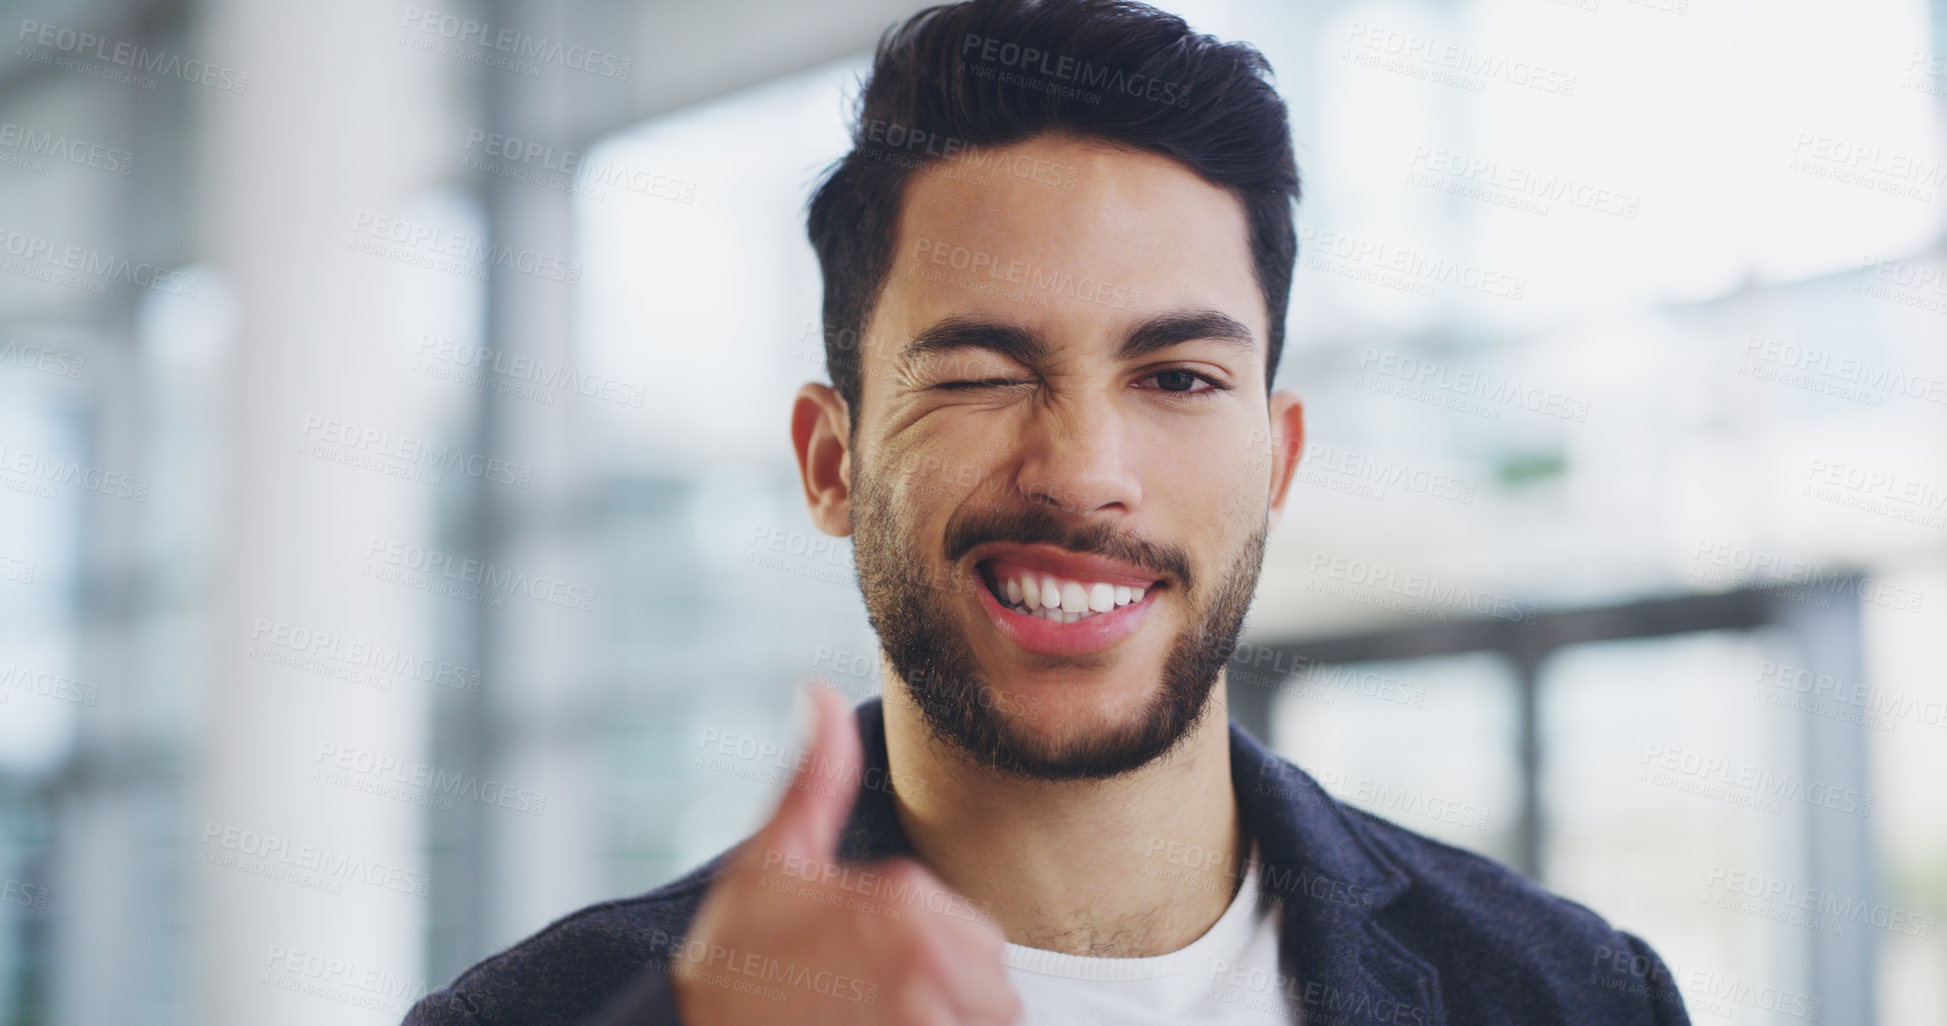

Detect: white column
[191, 3, 450, 1024]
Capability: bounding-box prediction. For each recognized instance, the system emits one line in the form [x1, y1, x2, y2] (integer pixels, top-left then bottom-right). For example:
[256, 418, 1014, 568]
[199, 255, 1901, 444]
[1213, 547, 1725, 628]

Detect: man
[406, 1, 1691, 1024]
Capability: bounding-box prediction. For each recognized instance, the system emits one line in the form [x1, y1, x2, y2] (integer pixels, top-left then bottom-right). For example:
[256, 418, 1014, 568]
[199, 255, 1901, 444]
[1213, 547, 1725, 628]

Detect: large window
[3, 1, 1942, 1023]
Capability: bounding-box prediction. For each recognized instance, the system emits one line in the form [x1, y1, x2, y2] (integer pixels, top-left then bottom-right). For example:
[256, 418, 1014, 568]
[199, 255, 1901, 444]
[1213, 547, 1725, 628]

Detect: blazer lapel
[836, 701, 1443, 1025]
[1233, 723, 1444, 1026]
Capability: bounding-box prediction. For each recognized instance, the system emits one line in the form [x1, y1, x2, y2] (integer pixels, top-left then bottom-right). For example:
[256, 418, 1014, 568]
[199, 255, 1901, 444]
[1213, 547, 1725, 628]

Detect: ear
[792, 382, 854, 537]
[1264, 389, 1305, 531]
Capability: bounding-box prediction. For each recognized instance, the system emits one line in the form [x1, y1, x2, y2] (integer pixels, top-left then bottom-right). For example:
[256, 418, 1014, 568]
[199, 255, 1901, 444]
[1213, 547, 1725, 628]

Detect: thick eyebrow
[899, 308, 1256, 367]
[901, 318, 1048, 365]
[1118, 310, 1257, 360]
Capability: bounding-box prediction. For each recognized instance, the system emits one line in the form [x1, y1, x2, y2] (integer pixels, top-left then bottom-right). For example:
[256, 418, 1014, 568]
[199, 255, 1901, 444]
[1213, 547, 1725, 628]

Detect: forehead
[867, 134, 1264, 372]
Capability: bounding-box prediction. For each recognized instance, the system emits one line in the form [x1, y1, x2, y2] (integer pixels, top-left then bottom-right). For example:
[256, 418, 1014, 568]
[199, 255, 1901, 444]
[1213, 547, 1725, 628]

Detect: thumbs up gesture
[670, 686, 1022, 1025]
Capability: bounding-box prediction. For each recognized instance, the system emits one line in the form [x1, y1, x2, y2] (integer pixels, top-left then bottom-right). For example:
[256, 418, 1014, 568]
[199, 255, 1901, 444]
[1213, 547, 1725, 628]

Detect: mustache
[941, 503, 1195, 592]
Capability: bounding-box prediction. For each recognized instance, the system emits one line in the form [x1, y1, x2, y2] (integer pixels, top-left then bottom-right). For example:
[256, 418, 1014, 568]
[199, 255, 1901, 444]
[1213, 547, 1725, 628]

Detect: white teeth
[991, 567, 1157, 623]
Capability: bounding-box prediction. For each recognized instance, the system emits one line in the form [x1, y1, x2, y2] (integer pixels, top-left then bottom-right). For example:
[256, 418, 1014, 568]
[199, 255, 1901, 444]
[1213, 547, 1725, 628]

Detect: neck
[882, 677, 1243, 958]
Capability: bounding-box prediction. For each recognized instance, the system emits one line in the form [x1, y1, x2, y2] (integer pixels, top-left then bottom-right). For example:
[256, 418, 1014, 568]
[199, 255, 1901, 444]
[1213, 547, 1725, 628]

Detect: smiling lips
[985, 563, 1148, 623]
[970, 546, 1164, 655]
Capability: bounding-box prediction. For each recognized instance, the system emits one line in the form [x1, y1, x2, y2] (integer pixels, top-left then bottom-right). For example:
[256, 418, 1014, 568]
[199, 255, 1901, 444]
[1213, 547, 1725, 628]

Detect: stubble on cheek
[847, 403, 1276, 779]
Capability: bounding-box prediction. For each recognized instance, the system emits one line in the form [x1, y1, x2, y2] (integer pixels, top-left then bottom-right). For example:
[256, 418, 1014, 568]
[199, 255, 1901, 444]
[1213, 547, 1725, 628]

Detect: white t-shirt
[1003, 852, 1301, 1025]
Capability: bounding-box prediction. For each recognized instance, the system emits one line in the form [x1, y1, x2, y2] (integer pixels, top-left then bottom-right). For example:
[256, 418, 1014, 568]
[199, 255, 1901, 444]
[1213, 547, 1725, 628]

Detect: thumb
[753, 682, 864, 868]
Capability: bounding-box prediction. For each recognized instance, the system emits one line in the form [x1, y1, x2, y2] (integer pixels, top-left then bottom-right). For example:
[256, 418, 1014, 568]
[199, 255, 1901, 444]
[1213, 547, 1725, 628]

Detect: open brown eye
[1155, 369, 1200, 391]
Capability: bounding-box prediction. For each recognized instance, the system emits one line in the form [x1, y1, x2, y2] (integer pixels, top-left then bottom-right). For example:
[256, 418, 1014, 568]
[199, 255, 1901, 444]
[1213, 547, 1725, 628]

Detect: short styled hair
[806, 0, 1302, 415]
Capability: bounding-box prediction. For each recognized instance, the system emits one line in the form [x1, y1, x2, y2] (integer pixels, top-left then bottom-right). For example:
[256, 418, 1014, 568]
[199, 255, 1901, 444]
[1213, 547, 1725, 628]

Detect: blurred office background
[0, 0, 1944, 1022]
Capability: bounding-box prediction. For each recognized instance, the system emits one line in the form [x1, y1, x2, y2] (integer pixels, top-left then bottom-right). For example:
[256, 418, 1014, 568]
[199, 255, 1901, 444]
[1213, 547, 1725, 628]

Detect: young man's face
[800, 133, 1303, 779]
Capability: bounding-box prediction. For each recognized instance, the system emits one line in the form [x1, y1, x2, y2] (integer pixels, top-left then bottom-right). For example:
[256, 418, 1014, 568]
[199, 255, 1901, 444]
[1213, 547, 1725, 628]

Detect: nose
[1010, 389, 1143, 519]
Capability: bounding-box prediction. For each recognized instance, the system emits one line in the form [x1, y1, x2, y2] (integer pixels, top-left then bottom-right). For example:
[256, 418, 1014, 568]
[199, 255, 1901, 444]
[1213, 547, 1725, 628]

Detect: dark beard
[850, 464, 1268, 781]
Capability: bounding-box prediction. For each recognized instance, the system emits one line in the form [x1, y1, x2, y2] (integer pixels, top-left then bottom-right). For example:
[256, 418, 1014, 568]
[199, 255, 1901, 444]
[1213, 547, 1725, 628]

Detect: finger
[966, 978, 1024, 1026]
[940, 940, 1021, 1026]
[864, 859, 1015, 1022]
[754, 682, 864, 867]
[938, 912, 1020, 1024]
[906, 917, 1019, 1026]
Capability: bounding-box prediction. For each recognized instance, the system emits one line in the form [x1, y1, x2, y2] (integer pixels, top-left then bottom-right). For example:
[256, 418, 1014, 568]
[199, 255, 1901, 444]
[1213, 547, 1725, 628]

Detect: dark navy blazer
[404, 699, 1691, 1026]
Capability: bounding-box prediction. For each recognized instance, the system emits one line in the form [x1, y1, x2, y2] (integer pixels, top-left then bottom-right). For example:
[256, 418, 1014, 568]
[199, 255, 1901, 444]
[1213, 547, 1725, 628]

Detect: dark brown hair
[806, 0, 1302, 413]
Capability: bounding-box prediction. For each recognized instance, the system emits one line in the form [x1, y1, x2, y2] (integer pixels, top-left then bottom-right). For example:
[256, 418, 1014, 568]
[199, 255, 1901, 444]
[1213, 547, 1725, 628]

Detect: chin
[980, 674, 1174, 753]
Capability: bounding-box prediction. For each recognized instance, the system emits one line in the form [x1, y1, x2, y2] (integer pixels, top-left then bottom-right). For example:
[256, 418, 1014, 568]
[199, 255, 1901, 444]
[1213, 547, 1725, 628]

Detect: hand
[670, 686, 1022, 1026]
